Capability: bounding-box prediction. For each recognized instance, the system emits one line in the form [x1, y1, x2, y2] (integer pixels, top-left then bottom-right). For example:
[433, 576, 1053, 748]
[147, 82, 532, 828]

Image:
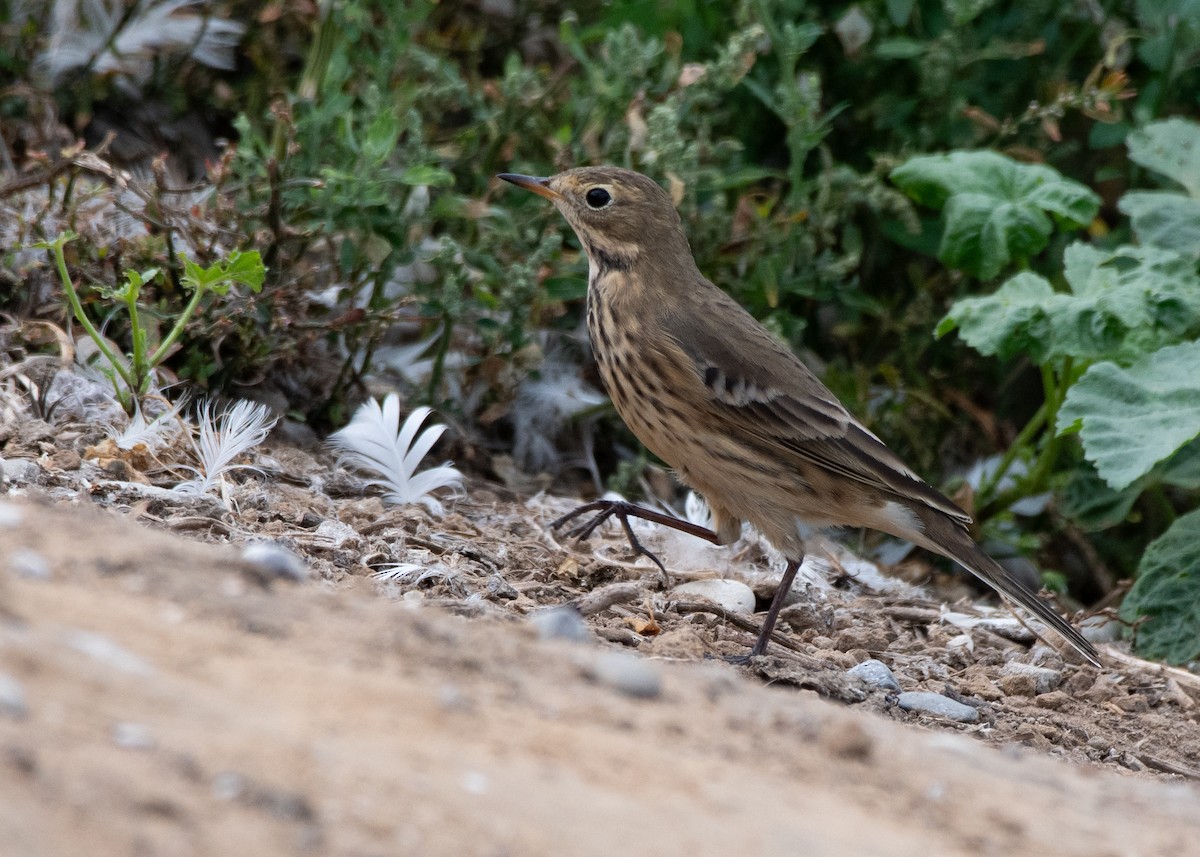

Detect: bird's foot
[551, 500, 674, 586]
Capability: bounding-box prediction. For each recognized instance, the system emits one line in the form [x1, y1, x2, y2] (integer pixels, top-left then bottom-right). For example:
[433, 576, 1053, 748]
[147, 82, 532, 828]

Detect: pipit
[499, 167, 1101, 667]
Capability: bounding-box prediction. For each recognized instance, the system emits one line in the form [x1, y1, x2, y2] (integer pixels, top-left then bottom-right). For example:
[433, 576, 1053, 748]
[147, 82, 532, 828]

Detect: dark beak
[497, 173, 562, 202]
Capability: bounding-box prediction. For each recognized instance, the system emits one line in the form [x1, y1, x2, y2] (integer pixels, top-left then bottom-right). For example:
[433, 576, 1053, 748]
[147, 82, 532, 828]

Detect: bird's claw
[550, 500, 673, 587]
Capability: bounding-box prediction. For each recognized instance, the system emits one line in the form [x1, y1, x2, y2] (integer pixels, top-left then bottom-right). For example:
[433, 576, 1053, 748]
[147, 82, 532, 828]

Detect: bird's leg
[550, 499, 720, 586]
[745, 557, 802, 659]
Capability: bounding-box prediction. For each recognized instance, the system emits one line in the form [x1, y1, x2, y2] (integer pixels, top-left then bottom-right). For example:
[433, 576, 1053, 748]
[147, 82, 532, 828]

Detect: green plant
[37, 232, 265, 413]
[899, 119, 1200, 660]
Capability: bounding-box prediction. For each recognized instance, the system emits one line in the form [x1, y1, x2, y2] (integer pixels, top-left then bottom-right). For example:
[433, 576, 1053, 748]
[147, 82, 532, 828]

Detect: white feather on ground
[327, 395, 462, 515]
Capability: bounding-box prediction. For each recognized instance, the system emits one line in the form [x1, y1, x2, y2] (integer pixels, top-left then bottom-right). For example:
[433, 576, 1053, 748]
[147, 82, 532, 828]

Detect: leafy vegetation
[35, 233, 265, 413]
[3, 0, 1200, 660]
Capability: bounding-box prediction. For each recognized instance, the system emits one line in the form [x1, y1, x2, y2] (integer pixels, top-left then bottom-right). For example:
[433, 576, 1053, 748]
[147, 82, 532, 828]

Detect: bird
[498, 166, 1102, 668]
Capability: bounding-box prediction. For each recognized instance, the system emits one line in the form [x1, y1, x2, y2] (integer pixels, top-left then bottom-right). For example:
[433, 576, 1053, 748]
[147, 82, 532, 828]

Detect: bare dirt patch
[1, 427, 1199, 856]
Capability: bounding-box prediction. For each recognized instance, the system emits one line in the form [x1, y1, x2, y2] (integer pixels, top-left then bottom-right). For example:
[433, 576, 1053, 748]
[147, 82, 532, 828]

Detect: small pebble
[241, 542, 309, 581]
[1035, 690, 1071, 710]
[1080, 615, 1122, 645]
[8, 548, 51, 580]
[461, 771, 489, 795]
[66, 630, 154, 676]
[0, 674, 28, 721]
[0, 503, 23, 528]
[897, 691, 979, 723]
[587, 651, 663, 699]
[49, 448, 82, 471]
[213, 771, 246, 801]
[0, 458, 41, 485]
[846, 658, 900, 692]
[670, 579, 756, 614]
[1000, 662, 1062, 695]
[999, 673, 1039, 698]
[530, 606, 592, 643]
[113, 722, 155, 750]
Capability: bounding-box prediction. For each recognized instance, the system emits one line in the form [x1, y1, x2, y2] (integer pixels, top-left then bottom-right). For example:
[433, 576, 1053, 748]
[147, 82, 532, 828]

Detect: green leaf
[890, 151, 1099, 279]
[1058, 464, 1143, 531]
[182, 251, 267, 296]
[1058, 340, 1200, 490]
[936, 272, 1057, 360]
[874, 37, 924, 59]
[1126, 118, 1200, 198]
[1119, 508, 1200, 664]
[940, 243, 1200, 363]
[1119, 192, 1200, 258]
[399, 165, 454, 187]
[1162, 438, 1200, 489]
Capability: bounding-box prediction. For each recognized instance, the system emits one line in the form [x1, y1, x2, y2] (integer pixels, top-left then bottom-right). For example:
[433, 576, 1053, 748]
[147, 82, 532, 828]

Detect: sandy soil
[2, 422, 1199, 856]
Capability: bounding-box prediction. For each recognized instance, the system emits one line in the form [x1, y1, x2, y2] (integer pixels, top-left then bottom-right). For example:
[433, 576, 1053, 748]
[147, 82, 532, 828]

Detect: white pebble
[846, 658, 900, 692]
[587, 651, 663, 699]
[113, 722, 154, 749]
[530, 606, 592, 643]
[897, 691, 979, 723]
[670, 579, 756, 614]
[8, 548, 50, 580]
[0, 503, 23, 528]
[0, 458, 41, 484]
[241, 542, 309, 581]
[0, 674, 28, 721]
[66, 630, 154, 676]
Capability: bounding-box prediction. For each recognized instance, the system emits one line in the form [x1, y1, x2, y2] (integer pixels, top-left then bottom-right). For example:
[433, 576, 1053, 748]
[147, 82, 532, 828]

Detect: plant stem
[122, 285, 148, 395]
[979, 400, 1047, 502]
[148, 284, 209, 367]
[47, 237, 136, 397]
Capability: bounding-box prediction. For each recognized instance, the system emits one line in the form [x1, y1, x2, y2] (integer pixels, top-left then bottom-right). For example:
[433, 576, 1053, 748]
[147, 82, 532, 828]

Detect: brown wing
[667, 284, 972, 527]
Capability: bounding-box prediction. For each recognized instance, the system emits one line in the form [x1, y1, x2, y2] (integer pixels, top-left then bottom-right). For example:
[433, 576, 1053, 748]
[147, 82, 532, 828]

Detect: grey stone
[1, 458, 42, 484]
[531, 606, 592, 643]
[241, 542, 309, 581]
[113, 722, 155, 750]
[1000, 662, 1062, 695]
[8, 548, 51, 580]
[897, 691, 979, 723]
[0, 674, 28, 721]
[847, 658, 901, 692]
[587, 651, 662, 700]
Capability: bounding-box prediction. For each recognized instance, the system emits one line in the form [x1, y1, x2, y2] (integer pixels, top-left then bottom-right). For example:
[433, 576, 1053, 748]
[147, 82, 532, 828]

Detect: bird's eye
[585, 187, 612, 209]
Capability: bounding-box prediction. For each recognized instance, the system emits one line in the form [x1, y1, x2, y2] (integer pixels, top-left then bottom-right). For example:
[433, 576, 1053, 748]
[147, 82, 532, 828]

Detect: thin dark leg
[747, 557, 802, 658]
[550, 499, 720, 586]
[551, 500, 720, 544]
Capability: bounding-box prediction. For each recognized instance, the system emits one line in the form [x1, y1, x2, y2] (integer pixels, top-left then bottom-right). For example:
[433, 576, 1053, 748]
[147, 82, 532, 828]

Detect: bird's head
[498, 167, 689, 273]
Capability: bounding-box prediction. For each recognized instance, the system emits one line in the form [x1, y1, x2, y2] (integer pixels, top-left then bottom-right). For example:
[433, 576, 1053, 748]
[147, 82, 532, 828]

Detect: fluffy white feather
[105, 396, 186, 450]
[327, 395, 463, 515]
[38, 0, 245, 91]
[174, 399, 277, 499]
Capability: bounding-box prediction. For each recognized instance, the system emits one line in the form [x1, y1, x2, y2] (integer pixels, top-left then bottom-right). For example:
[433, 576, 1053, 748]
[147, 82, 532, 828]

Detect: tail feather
[913, 512, 1102, 667]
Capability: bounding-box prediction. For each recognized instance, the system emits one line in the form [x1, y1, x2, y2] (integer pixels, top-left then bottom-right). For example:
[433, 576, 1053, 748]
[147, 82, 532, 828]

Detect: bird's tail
[912, 511, 1102, 667]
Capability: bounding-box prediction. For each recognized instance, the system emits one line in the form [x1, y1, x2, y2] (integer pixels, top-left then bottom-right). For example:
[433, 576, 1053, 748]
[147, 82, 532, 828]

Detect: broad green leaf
[1126, 117, 1200, 198]
[1162, 438, 1200, 489]
[1058, 464, 1143, 531]
[1058, 340, 1200, 490]
[1119, 192, 1200, 258]
[940, 243, 1200, 363]
[937, 272, 1057, 360]
[1119, 508, 1200, 664]
[399, 165, 454, 187]
[891, 151, 1099, 279]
